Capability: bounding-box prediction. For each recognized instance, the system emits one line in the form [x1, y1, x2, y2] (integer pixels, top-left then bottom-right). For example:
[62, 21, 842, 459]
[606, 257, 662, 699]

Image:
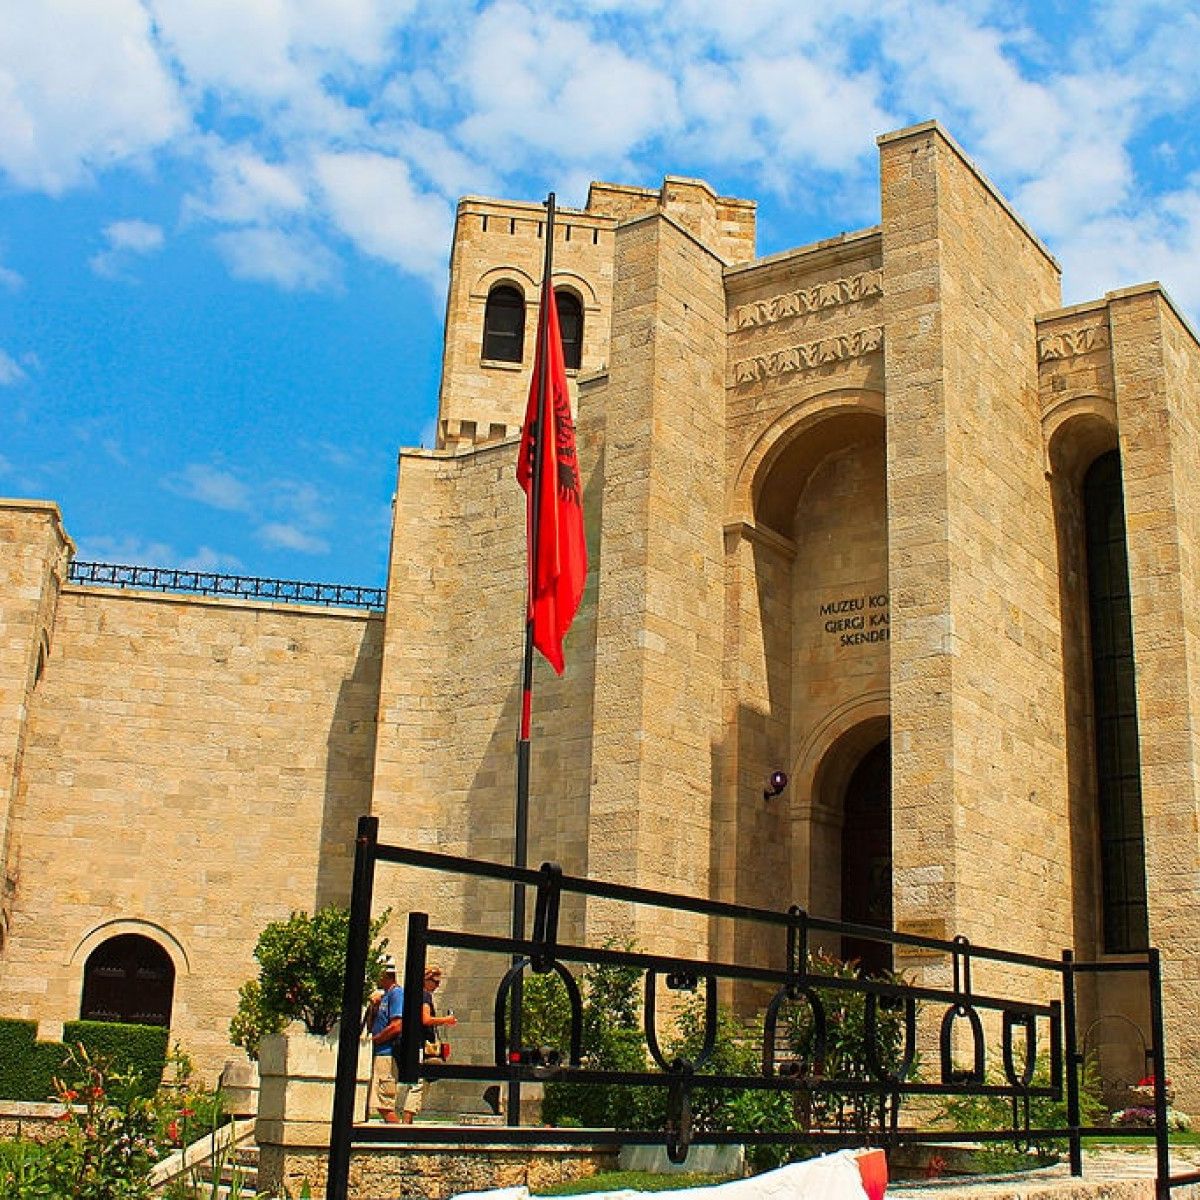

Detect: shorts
[371, 1053, 400, 1111]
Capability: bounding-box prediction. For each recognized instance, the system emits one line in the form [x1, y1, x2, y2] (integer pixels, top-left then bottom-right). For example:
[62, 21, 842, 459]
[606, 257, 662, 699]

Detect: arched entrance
[840, 739, 892, 974]
[80, 933, 174, 1026]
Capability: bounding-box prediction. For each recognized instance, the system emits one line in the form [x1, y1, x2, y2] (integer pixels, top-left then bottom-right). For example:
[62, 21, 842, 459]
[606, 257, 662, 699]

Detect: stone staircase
[148, 1116, 260, 1197]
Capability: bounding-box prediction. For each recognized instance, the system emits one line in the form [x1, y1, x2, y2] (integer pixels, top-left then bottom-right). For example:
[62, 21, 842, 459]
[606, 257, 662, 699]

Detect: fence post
[1061, 950, 1082, 1178]
[1147, 948, 1171, 1200]
[326, 815, 379, 1200]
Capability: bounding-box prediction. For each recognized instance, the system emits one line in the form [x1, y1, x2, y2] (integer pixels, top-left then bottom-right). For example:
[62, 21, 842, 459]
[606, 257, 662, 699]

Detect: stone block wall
[0, 502, 72, 954]
[0, 586, 381, 1075]
[879, 123, 1070, 986]
[1109, 284, 1200, 1107]
[585, 211, 728, 955]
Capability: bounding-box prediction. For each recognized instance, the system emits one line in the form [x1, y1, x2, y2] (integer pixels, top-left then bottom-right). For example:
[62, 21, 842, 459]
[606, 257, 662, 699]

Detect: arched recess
[1047, 405, 1152, 1090]
[79, 934, 176, 1026]
[729, 387, 886, 530]
[722, 390, 890, 955]
[68, 917, 191, 975]
[796, 706, 890, 933]
[555, 287, 584, 370]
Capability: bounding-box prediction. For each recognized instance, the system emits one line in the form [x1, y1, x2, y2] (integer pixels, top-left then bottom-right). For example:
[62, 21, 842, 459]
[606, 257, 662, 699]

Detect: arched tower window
[1084, 450, 1148, 953]
[555, 289, 583, 371]
[482, 284, 525, 362]
[80, 934, 175, 1026]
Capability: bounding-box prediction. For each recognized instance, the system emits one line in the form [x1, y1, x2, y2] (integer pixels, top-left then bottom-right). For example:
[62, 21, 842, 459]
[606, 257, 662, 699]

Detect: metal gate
[327, 816, 1193, 1199]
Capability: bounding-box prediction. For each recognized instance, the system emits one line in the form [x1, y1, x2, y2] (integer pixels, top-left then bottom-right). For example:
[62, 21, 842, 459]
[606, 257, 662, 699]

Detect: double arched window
[482, 284, 525, 363]
[482, 283, 584, 370]
[80, 934, 175, 1026]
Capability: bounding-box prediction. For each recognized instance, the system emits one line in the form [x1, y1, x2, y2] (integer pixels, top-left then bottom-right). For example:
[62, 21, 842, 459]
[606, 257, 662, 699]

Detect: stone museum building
[2, 121, 1199, 1109]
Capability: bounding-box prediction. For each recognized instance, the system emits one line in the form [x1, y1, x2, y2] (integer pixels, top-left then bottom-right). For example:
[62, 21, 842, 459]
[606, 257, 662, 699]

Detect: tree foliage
[229, 907, 390, 1057]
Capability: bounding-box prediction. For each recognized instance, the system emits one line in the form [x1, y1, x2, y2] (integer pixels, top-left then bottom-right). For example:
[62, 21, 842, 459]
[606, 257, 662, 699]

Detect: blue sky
[3, 0, 1200, 588]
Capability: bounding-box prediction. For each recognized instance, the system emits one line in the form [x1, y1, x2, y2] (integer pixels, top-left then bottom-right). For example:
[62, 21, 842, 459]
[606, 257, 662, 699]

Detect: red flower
[55, 1111, 72, 1123]
[167, 1119, 181, 1144]
[90, 1085, 105, 1098]
[180, 1107, 195, 1117]
[61, 1088, 78, 1102]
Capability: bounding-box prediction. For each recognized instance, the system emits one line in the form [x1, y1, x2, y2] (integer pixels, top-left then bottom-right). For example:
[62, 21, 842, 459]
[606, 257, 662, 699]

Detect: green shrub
[783, 952, 916, 1136]
[937, 1051, 1104, 1170]
[0, 1019, 66, 1104]
[230, 906, 391, 1058]
[62, 1021, 168, 1100]
[0, 1017, 167, 1103]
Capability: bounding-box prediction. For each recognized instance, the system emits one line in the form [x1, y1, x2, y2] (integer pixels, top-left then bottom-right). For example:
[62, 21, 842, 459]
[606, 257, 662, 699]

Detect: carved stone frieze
[732, 269, 882, 330]
[731, 326, 884, 385]
[1037, 322, 1110, 362]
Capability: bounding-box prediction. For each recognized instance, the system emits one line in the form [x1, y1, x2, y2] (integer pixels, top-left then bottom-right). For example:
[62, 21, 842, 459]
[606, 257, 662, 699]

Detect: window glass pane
[555, 290, 583, 370]
[483, 285, 525, 362]
[1084, 450, 1148, 954]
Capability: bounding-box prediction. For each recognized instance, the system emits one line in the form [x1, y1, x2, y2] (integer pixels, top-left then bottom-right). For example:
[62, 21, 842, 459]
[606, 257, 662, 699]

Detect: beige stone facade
[2, 121, 1199, 1113]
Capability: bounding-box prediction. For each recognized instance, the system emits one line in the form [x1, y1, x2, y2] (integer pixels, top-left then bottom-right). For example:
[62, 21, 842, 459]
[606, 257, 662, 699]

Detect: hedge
[0, 1017, 169, 1103]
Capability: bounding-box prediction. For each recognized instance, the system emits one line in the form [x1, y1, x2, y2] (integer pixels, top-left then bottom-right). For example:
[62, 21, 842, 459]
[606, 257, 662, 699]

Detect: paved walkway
[893, 1145, 1200, 1198]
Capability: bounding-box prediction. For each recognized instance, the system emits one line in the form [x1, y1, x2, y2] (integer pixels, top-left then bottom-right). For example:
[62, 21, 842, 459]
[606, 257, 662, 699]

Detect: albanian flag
[516, 276, 587, 674]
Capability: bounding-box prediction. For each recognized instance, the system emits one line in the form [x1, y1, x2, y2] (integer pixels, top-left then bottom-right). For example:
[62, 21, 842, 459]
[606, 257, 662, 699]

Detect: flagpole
[509, 191, 556, 1125]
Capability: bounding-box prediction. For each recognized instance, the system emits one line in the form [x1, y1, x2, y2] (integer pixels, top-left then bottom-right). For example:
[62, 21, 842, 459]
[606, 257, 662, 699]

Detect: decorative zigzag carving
[1037, 322, 1110, 362]
[731, 326, 884, 385]
[732, 269, 882, 330]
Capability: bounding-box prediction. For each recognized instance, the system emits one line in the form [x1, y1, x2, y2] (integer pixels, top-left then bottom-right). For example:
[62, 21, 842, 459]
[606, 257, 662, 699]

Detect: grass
[1082, 1131, 1200, 1147]
[535, 1170, 734, 1195]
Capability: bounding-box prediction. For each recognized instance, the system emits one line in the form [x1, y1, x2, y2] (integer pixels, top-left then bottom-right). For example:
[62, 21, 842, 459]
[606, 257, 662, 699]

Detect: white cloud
[314, 151, 451, 285]
[0, 261, 22, 290]
[73, 533, 243, 572]
[257, 521, 330, 554]
[213, 226, 339, 291]
[186, 142, 309, 225]
[168, 464, 252, 511]
[0, 349, 28, 385]
[0, 0, 187, 193]
[90, 218, 166, 279]
[453, 2, 679, 167]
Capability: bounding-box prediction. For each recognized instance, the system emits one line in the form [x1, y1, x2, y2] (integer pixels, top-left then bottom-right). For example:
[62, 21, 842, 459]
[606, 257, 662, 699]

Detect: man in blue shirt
[368, 957, 405, 1123]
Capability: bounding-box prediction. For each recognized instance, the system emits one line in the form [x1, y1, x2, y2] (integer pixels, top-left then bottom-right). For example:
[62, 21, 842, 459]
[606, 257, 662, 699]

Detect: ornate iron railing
[67, 561, 385, 611]
[327, 816, 1192, 1200]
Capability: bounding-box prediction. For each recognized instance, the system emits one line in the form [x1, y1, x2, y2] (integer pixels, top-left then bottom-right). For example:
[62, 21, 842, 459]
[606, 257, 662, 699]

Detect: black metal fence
[327, 816, 1193, 1200]
[67, 561, 385, 611]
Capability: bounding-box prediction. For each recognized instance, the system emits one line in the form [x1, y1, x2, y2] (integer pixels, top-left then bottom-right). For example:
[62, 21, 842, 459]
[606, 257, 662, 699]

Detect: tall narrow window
[1084, 451, 1149, 953]
[555, 289, 583, 371]
[482, 284, 525, 362]
[81, 934, 175, 1026]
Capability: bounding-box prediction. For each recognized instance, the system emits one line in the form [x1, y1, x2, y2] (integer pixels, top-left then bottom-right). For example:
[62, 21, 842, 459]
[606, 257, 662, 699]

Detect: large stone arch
[728, 387, 886, 530]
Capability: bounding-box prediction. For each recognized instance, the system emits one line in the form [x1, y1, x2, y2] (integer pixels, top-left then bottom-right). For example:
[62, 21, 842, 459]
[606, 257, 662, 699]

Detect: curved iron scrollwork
[940, 935, 985, 1084]
[493, 957, 583, 1078]
[644, 969, 717, 1073]
[664, 1061, 695, 1164]
[1002, 1008, 1038, 1089]
[762, 989, 827, 1081]
[493, 861, 581, 1078]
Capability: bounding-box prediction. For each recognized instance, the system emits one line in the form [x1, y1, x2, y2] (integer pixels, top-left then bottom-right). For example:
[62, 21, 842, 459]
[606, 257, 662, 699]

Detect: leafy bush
[0, 1017, 168, 1104]
[937, 1051, 1104, 1170]
[230, 906, 391, 1057]
[782, 952, 916, 1135]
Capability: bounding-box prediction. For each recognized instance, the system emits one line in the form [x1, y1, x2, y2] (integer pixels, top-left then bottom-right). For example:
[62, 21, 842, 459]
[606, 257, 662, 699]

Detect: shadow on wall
[315, 619, 385, 911]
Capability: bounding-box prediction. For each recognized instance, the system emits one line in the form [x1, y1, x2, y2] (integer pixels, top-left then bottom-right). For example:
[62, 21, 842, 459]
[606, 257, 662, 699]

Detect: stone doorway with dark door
[840, 738, 892, 974]
[80, 933, 175, 1026]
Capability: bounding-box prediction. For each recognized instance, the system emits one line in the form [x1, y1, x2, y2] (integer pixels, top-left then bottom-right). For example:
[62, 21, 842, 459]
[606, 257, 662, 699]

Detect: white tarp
[449, 1148, 883, 1200]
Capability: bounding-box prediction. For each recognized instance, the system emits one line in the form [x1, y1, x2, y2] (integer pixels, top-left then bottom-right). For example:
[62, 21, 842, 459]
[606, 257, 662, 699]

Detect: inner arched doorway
[80, 933, 175, 1026]
[840, 739, 892, 974]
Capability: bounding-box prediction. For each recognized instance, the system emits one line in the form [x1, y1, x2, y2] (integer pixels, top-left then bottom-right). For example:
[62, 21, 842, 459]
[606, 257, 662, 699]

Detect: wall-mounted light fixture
[763, 770, 788, 800]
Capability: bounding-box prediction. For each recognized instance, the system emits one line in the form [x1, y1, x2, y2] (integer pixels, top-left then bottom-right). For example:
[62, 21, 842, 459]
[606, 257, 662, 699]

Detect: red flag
[516, 277, 587, 674]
